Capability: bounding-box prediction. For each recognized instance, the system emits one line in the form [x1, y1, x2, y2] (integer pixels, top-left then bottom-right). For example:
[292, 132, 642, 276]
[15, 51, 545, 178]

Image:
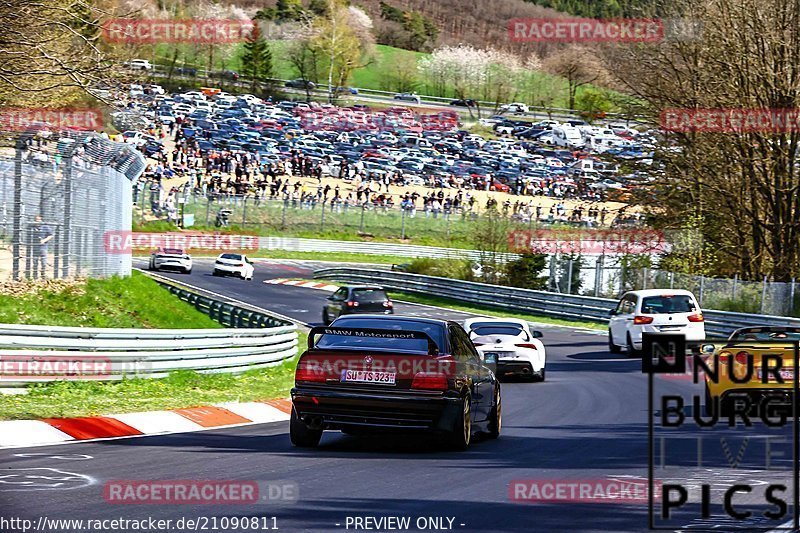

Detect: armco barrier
[313, 267, 800, 338]
[0, 281, 298, 386]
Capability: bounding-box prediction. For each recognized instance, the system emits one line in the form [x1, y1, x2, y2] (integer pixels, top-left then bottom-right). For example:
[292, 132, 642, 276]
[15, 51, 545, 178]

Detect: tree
[574, 87, 615, 123]
[310, 1, 374, 102]
[0, 0, 109, 107]
[275, 0, 304, 21]
[544, 45, 607, 110]
[471, 211, 510, 285]
[241, 34, 273, 96]
[610, 0, 800, 281]
[555, 254, 584, 294]
[505, 253, 548, 290]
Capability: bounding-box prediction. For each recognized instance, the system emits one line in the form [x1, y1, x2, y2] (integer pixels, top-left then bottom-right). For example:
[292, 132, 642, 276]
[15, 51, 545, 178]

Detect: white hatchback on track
[608, 289, 705, 355]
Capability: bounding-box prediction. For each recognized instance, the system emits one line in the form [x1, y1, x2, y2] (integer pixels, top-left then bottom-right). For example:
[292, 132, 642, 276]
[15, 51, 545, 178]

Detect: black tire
[185, 268, 192, 275]
[537, 368, 546, 382]
[148, 259, 155, 271]
[447, 394, 472, 451]
[289, 408, 322, 448]
[212, 269, 219, 277]
[487, 387, 501, 439]
[627, 333, 641, 357]
[608, 331, 622, 354]
[322, 309, 331, 325]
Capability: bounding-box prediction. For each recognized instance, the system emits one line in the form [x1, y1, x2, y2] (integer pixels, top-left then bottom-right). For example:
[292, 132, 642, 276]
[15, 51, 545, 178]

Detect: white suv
[608, 289, 705, 355]
[128, 59, 153, 71]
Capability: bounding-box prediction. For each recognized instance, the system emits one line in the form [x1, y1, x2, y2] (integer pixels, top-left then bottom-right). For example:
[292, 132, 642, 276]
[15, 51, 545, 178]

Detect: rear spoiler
[308, 326, 439, 355]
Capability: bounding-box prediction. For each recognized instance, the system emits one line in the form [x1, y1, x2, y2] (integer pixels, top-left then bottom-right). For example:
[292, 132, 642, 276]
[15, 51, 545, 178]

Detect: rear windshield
[220, 253, 242, 260]
[469, 321, 523, 331]
[351, 288, 388, 303]
[315, 318, 444, 354]
[472, 326, 525, 337]
[640, 295, 697, 314]
[160, 248, 184, 255]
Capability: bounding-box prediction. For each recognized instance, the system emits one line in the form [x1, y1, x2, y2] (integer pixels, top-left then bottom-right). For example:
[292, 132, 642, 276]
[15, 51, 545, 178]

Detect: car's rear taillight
[411, 372, 448, 390]
[383, 300, 393, 308]
[633, 316, 654, 324]
[718, 351, 732, 364]
[295, 360, 326, 383]
[515, 343, 538, 349]
[346, 301, 359, 307]
[687, 313, 704, 322]
[234, 263, 244, 267]
[734, 351, 752, 365]
[473, 343, 484, 347]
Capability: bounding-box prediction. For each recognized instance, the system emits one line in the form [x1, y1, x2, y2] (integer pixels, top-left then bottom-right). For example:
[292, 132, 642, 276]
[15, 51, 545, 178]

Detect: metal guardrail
[313, 267, 800, 338]
[156, 279, 293, 329]
[0, 280, 298, 386]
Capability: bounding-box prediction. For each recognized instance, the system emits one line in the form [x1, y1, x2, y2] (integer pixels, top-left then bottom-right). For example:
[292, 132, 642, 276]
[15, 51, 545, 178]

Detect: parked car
[500, 102, 529, 114]
[393, 92, 421, 104]
[450, 99, 476, 108]
[285, 79, 316, 90]
[127, 59, 153, 71]
[322, 286, 394, 324]
[174, 66, 197, 76]
[211, 70, 239, 81]
[608, 289, 705, 355]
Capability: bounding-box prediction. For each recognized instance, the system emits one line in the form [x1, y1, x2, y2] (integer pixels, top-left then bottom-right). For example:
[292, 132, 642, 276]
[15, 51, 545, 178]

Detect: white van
[552, 125, 584, 148]
[586, 134, 627, 153]
[608, 289, 705, 354]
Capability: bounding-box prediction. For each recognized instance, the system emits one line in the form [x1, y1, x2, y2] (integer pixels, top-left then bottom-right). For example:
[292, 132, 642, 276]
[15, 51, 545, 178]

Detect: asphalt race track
[1, 259, 792, 532]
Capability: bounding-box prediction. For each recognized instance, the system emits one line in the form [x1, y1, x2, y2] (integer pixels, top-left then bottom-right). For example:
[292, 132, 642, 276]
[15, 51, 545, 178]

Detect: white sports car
[464, 317, 546, 381]
[213, 253, 255, 280]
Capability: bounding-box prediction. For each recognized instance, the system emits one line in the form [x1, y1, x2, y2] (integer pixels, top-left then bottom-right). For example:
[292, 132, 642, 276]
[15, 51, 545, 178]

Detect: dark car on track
[322, 286, 394, 324]
[290, 315, 501, 449]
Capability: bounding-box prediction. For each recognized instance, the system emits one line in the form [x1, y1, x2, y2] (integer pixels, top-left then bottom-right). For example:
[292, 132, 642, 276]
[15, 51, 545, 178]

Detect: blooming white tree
[418, 44, 525, 117]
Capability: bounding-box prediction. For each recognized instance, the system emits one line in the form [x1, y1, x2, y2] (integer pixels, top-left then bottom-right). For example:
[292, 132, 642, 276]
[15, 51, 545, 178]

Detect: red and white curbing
[265, 278, 337, 292]
[0, 400, 291, 449]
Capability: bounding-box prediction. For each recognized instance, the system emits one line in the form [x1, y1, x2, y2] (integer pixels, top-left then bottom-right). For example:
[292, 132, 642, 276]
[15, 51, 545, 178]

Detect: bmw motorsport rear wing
[308, 326, 440, 355]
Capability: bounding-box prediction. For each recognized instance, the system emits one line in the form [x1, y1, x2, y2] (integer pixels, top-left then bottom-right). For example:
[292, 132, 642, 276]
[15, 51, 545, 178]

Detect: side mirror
[531, 330, 543, 339]
[701, 344, 716, 355]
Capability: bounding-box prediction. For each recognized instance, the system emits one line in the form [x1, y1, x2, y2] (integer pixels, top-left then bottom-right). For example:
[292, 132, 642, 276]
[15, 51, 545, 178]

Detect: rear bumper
[154, 258, 191, 270]
[719, 388, 794, 411]
[291, 386, 461, 432]
[497, 361, 535, 377]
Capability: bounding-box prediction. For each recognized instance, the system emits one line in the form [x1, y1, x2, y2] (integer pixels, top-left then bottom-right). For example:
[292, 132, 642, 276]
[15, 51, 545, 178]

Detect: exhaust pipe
[303, 415, 323, 429]
[520, 367, 532, 375]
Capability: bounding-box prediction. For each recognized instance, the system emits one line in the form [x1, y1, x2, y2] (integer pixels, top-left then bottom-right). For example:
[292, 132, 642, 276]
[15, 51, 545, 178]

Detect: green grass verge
[0, 272, 221, 329]
[0, 276, 304, 420]
[390, 291, 606, 331]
